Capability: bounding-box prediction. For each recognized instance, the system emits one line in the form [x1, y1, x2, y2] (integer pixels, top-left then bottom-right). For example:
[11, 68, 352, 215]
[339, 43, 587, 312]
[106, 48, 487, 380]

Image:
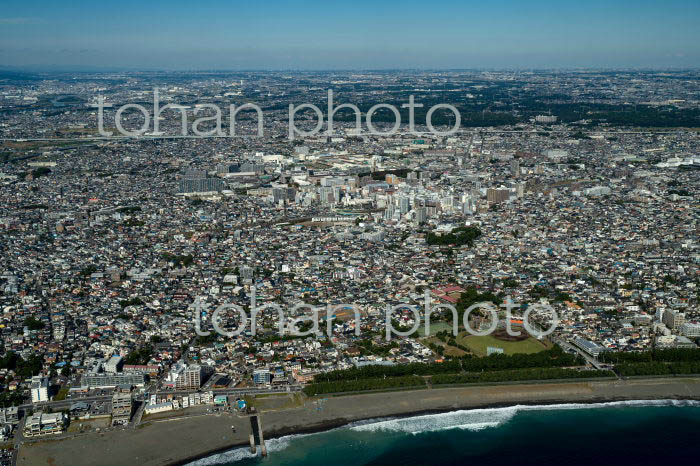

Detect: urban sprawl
[0, 70, 698, 455]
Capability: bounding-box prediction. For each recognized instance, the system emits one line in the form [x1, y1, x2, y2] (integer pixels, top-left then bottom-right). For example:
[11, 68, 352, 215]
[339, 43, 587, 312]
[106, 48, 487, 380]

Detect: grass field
[457, 333, 550, 356]
[416, 321, 457, 337]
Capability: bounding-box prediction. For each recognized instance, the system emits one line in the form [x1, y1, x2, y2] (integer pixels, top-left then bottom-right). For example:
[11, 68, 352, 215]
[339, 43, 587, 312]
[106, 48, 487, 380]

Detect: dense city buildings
[0, 69, 698, 460]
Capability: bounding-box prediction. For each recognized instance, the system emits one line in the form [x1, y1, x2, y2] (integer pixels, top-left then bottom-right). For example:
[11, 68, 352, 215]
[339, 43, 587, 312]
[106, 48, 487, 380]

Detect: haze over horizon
[1, 0, 699, 71]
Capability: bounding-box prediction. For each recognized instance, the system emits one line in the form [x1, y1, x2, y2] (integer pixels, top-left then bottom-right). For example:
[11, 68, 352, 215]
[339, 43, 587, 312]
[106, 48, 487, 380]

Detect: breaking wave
[350, 399, 700, 434]
[186, 399, 700, 464]
[186, 433, 309, 465]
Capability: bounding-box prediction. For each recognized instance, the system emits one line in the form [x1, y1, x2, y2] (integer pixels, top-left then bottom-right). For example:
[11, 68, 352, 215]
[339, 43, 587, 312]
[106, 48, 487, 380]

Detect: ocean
[187, 400, 700, 466]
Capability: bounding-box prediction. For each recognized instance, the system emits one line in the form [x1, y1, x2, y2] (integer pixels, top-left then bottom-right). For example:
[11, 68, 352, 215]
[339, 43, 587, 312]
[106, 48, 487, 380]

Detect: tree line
[617, 361, 700, 377]
[313, 360, 462, 383]
[304, 346, 589, 395]
[303, 375, 425, 396]
[601, 348, 700, 364]
[431, 367, 614, 385]
[313, 347, 581, 384]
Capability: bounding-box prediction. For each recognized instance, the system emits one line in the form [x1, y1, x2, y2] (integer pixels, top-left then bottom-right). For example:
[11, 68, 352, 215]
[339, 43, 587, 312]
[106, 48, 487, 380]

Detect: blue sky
[1, 0, 699, 70]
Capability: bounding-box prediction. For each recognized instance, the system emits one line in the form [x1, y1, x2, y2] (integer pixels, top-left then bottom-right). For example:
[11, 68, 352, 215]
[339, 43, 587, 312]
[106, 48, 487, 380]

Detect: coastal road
[18, 386, 301, 414]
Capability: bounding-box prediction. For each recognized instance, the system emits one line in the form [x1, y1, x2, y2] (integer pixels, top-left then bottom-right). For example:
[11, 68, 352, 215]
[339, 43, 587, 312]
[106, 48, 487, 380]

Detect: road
[18, 386, 301, 414]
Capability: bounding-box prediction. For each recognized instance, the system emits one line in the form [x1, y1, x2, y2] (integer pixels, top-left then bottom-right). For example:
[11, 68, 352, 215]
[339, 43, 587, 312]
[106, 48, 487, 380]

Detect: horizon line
[2, 66, 700, 74]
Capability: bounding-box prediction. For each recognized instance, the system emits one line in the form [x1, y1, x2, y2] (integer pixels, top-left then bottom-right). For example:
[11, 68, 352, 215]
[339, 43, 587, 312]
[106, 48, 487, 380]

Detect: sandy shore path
[18, 377, 700, 466]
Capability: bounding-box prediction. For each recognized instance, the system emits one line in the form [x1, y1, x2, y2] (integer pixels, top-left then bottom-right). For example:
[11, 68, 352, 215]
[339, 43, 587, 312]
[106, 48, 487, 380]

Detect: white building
[681, 323, 700, 338]
[30, 376, 49, 403]
[663, 310, 686, 330]
[144, 402, 173, 415]
[23, 412, 67, 437]
[104, 355, 123, 374]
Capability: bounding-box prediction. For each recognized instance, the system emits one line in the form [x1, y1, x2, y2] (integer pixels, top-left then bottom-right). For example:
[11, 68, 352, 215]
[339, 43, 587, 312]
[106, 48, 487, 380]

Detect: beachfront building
[144, 402, 173, 415]
[178, 365, 203, 390]
[163, 361, 206, 390]
[253, 368, 271, 385]
[111, 392, 132, 426]
[23, 412, 67, 437]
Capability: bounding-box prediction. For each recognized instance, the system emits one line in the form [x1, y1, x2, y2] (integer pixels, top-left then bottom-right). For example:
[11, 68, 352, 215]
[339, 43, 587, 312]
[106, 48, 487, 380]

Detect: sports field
[457, 333, 550, 356]
[416, 321, 457, 337]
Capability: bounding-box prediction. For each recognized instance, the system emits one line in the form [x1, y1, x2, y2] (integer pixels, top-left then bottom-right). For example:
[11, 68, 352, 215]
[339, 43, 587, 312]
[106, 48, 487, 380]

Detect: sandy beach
[17, 377, 700, 466]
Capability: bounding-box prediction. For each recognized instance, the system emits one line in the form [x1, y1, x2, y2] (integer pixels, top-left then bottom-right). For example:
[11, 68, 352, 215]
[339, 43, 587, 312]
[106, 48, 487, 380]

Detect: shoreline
[173, 395, 700, 466]
[17, 377, 700, 466]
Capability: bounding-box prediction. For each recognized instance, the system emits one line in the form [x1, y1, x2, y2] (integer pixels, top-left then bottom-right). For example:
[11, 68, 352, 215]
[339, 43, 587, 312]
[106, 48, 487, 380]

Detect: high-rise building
[384, 205, 396, 221]
[415, 207, 427, 224]
[176, 364, 203, 390]
[104, 355, 123, 374]
[165, 361, 205, 390]
[320, 187, 335, 205]
[178, 178, 225, 194]
[681, 323, 700, 338]
[272, 187, 287, 204]
[216, 163, 233, 175]
[487, 188, 510, 204]
[240, 162, 264, 173]
[30, 376, 49, 403]
[663, 310, 686, 330]
[399, 196, 410, 214]
[239, 265, 254, 282]
[111, 392, 132, 426]
[253, 368, 271, 385]
[511, 160, 520, 178]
